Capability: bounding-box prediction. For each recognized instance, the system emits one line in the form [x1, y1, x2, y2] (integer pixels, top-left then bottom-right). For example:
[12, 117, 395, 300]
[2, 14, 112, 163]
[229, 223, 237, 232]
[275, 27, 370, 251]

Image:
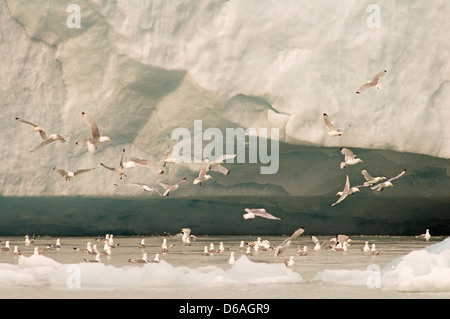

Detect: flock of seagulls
[323, 69, 408, 207]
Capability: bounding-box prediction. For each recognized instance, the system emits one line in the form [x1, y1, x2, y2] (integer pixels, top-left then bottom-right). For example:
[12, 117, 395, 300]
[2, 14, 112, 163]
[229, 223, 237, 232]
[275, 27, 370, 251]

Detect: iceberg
[0, 0, 449, 235]
[382, 236, 450, 292]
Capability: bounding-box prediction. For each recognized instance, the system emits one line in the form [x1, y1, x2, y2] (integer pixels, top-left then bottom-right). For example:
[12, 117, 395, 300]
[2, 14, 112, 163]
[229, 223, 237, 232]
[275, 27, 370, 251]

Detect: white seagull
[16, 117, 47, 140]
[361, 241, 370, 252]
[416, 229, 431, 241]
[274, 226, 306, 257]
[361, 169, 386, 186]
[193, 154, 237, 186]
[160, 145, 180, 167]
[243, 208, 282, 220]
[284, 256, 295, 267]
[159, 178, 187, 197]
[370, 169, 406, 192]
[340, 147, 363, 169]
[114, 183, 163, 196]
[228, 251, 236, 265]
[54, 168, 95, 181]
[356, 69, 387, 94]
[16, 118, 67, 152]
[101, 149, 127, 179]
[76, 112, 111, 153]
[128, 253, 149, 264]
[311, 236, 322, 251]
[330, 175, 361, 207]
[323, 113, 349, 137]
[122, 157, 165, 175]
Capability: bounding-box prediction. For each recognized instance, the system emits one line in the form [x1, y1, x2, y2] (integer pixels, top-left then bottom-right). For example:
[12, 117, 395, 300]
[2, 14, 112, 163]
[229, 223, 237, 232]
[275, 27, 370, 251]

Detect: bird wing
[100, 163, 116, 172]
[340, 148, 355, 161]
[323, 113, 337, 130]
[209, 163, 230, 175]
[82, 112, 100, 138]
[356, 81, 373, 93]
[372, 70, 387, 83]
[53, 168, 67, 177]
[119, 149, 126, 168]
[198, 159, 211, 177]
[29, 138, 56, 152]
[74, 168, 95, 176]
[361, 169, 375, 181]
[16, 117, 47, 139]
[388, 169, 406, 182]
[246, 208, 281, 220]
[128, 157, 164, 174]
[311, 235, 320, 244]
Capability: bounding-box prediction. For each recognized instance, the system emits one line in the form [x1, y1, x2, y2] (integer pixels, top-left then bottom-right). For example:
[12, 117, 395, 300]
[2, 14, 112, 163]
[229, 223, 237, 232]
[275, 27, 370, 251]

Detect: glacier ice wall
[0, 0, 449, 235]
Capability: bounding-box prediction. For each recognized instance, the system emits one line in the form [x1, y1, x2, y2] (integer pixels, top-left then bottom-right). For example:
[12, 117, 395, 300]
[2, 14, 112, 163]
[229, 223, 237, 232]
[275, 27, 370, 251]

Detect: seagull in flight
[53, 168, 95, 181]
[159, 178, 187, 197]
[114, 182, 163, 196]
[122, 157, 165, 175]
[193, 154, 237, 186]
[361, 169, 386, 186]
[101, 149, 127, 179]
[75, 112, 111, 153]
[370, 169, 406, 191]
[330, 175, 363, 207]
[274, 226, 306, 257]
[243, 208, 282, 220]
[16, 118, 67, 151]
[323, 113, 349, 137]
[356, 69, 387, 94]
[340, 148, 363, 169]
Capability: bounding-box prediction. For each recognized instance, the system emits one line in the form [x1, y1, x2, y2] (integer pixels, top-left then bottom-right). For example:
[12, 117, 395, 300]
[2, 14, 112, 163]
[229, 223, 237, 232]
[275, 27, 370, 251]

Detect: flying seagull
[274, 226, 306, 257]
[243, 208, 282, 220]
[160, 145, 180, 167]
[114, 183, 163, 196]
[159, 178, 187, 197]
[16, 117, 67, 151]
[340, 147, 363, 169]
[122, 157, 165, 175]
[323, 113, 349, 137]
[361, 169, 386, 186]
[370, 169, 406, 191]
[53, 168, 95, 181]
[193, 154, 237, 186]
[15, 117, 47, 140]
[330, 175, 362, 206]
[75, 112, 111, 153]
[356, 69, 387, 94]
[101, 149, 127, 179]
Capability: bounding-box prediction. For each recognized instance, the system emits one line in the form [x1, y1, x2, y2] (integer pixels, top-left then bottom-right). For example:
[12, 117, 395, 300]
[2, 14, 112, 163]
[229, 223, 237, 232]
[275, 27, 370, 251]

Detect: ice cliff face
[0, 0, 449, 235]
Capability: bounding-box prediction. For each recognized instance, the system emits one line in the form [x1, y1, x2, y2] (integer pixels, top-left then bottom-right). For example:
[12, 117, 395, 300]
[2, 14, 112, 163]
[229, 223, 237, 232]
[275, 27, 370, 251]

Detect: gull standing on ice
[75, 112, 111, 153]
[340, 148, 363, 169]
[370, 243, 380, 256]
[361, 169, 386, 186]
[356, 69, 387, 94]
[84, 253, 102, 263]
[159, 178, 187, 197]
[114, 183, 163, 196]
[101, 149, 127, 179]
[361, 241, 370, 253]
[330, 175, 361, 207]
[274, 226, 306, 257]
[416, 229, 431, 241]
[54, 168, 95, 181]
[323, 113, 349, 137]
[228, 251, 236, 264]
[311, 236, 322, 251]
[128, 253, 149, 264]
[370, 169, 406, 192]
[284, 256, 295, 267]
[243, 208, 282, 220]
